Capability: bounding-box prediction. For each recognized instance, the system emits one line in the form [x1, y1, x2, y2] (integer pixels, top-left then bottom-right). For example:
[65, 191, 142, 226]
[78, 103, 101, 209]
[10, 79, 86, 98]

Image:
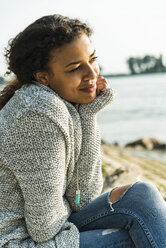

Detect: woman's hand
[96, 76, 108, 96]
[78, 76, 114, 116]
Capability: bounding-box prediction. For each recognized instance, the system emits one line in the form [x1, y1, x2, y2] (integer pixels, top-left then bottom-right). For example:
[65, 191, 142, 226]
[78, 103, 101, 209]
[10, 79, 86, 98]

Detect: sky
[0, 0, 166, 77]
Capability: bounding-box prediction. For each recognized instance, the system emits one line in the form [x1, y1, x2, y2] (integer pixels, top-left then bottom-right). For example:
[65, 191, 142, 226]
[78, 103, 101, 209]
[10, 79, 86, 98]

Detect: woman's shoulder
[0, 82, 71, 138]
[10, 82, 71, 123]
[20, 82, 66, 110]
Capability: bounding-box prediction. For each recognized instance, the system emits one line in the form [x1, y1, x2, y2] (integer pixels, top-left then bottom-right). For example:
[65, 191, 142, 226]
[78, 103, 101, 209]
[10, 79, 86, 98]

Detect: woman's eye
[68, 57, 98, 73]
[69, 66, 80, 72]
[90, 56, 98, 62]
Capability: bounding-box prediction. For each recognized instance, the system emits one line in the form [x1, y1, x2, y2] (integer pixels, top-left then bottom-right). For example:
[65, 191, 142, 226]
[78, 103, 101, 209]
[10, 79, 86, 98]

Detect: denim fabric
[69, 181, 166, 248]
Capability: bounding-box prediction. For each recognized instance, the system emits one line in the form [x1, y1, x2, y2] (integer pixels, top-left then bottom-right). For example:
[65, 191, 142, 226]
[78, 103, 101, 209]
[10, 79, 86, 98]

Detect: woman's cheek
[94, 62, 100, 76]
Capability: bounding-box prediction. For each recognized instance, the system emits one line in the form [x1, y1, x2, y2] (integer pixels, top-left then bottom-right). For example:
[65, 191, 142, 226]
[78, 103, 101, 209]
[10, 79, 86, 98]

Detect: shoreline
[103, 71, 166, 78]
[101, 137, 166, 164]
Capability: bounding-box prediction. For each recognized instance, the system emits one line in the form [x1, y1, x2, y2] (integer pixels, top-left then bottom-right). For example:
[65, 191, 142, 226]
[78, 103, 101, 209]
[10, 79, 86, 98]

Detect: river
[97, 73, 166, 146]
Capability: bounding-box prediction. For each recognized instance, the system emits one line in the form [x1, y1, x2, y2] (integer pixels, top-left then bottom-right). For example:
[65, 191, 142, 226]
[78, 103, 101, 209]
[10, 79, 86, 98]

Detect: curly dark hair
[0, 14, 93, 109]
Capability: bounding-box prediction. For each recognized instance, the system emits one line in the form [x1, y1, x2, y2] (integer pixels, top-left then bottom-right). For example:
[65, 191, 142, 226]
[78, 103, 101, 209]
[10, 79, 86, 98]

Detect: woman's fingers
[96, 76, 108, 95]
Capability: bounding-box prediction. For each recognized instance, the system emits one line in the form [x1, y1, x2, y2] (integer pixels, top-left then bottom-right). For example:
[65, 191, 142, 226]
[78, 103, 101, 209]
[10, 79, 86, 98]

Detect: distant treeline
[126, 54, 166, 75]
[0, 76, 5, 84]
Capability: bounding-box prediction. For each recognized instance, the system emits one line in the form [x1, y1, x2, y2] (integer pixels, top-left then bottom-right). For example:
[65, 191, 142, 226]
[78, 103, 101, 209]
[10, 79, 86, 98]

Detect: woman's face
[45, 34, 99, 104]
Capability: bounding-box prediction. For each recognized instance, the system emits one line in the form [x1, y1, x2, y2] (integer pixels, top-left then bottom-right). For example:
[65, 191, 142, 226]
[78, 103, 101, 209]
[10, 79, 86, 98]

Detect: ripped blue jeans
[68, 181, 166, 248]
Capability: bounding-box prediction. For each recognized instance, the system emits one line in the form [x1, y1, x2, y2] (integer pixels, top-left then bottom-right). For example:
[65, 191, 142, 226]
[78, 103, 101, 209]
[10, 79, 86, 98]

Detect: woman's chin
[67, 91, 97, 104]
[80, 92, 97, 104]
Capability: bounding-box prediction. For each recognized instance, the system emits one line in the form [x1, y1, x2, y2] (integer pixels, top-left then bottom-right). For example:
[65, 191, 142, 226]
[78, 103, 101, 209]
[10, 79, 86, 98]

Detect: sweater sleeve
[1, 110, 79, 246]
[66, 88, 115, 211]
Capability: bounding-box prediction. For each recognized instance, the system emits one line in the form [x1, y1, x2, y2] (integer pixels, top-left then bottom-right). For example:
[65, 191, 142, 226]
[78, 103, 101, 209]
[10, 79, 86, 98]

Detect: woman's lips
[80, 84, 96, 93]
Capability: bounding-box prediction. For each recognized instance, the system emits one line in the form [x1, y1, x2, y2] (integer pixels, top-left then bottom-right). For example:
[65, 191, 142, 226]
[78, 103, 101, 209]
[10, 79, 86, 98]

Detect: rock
[101, 144, 142, 193]
[101, 139, 108, 145]
[125, 137, 165, 150]
[103, 168, 126, 191]
[101, 140, 119, 147]
[155, 144, 166, 150]
[112, 142, 119, 147]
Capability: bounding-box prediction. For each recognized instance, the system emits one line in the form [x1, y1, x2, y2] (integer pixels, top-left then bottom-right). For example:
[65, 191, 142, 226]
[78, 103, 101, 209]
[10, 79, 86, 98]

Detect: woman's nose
[83, 64, 98, 81]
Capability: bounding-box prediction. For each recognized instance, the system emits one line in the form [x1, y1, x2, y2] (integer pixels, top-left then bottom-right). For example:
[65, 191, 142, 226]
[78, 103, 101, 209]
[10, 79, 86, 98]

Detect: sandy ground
[101, 144, 166, 200]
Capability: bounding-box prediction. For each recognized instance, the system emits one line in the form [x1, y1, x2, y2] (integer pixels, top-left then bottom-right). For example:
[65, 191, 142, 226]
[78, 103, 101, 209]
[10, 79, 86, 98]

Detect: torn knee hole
[110, 184, 131, 203]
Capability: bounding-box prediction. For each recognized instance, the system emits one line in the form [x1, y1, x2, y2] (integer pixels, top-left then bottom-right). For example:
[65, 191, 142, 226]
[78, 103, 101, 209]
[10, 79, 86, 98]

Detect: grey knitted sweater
[0, 82, 114, 247]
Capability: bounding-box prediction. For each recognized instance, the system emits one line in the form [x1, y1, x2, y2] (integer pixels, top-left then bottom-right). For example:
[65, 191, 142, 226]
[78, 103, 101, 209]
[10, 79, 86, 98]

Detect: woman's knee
[127, 181, 162, 207]
[134, 181, 160, 200]
[110, 184, 132, 203]
[110, 181, 160, 205]
[135, 181, 157, 193]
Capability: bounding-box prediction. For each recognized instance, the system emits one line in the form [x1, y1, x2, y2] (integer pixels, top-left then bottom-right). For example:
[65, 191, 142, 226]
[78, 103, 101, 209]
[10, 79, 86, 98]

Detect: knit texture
[0, 82, 114, 247]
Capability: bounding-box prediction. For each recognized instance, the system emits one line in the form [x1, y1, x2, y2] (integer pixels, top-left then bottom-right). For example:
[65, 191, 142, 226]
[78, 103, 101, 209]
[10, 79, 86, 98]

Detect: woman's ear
[33, 71, 49, 86]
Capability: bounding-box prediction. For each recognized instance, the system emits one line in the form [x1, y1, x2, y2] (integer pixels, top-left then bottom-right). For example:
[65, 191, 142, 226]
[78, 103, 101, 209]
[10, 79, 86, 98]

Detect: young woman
[0, 14, 166, 248]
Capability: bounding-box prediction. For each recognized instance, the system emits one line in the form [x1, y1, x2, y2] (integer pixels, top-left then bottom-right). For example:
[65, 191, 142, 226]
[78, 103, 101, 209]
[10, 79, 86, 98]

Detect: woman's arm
[66, 78, 115, 211]
[1, 110, 79, 246]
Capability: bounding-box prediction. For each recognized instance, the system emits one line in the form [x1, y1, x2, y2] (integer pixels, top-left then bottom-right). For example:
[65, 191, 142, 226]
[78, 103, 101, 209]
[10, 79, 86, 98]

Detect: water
[97, 73, 166, 146]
